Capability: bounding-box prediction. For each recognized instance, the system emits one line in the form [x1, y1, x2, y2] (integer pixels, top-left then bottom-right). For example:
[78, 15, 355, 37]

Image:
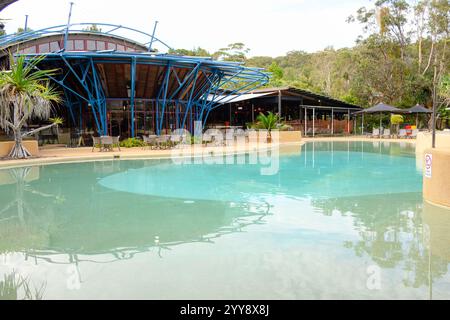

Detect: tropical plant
[120, 138, 146, 148]
[391, 114, 404, 133]
[252, 112, 286, 143]
[0, 54, 61, 159]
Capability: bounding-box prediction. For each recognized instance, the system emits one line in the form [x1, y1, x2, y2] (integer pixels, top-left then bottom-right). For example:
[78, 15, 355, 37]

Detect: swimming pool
[0, 141, 449, 300]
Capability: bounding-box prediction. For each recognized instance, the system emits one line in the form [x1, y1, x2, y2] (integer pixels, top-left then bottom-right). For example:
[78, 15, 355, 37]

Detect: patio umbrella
[407, 104, 433, 128]
[355, 103, 405, 135]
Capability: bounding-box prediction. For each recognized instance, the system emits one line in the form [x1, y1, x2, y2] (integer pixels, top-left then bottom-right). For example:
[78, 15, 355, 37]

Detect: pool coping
[0, 137, 417, 170]
[0, 141, 305, 170]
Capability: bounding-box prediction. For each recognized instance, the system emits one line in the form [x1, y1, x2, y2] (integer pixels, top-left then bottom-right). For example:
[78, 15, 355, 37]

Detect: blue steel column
[130, 57, 137, 137]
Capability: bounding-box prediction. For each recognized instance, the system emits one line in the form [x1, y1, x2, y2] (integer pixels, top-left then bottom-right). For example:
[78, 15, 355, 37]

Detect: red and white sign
[425, 154, 433, 179]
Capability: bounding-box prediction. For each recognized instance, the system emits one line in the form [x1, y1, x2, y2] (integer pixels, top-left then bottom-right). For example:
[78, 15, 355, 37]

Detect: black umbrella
[355, 103, 404, 114]
[355, 103, 405, 136]
[407, 104, 432, 128]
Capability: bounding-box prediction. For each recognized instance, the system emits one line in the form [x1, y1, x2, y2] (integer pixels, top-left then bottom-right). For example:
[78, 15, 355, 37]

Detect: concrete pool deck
[0, 141, 302, 169]
[0, 136, 417, 169]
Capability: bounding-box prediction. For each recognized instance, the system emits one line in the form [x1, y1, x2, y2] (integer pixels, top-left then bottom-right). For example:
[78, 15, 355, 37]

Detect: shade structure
[355, 103, 405, 114]
[355, 103, 406, 137]
[407, 104, 433, 114]
[407, 104, 432, 128]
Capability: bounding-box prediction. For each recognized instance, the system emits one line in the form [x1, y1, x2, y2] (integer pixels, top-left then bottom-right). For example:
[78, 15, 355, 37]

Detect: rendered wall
[416, 132, 450, 154]
[0, 141, 39, 158]
[278, 131, 302, 144]
[423, 148, 450, 209]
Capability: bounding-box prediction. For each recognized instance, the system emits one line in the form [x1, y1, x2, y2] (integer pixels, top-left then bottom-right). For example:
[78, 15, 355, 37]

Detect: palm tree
[256, 112, 281, 143]
[0, 54, 62, 159]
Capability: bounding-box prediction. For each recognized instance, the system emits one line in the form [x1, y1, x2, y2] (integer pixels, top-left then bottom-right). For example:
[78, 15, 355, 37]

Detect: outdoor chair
[409, 129, 419, 139]
[369, 128, 380, 138]
[100, 136, 114, 152]
[169, 134, 186, 148]
[382, 129, 391, 139]
[143, 135, 157, 149]
[203, 134, 213, 147]
[398, 129, 407, 139]
[112, 136, 121, 151]
[155, 135, 171, 149]
[92, 136, 101, 152]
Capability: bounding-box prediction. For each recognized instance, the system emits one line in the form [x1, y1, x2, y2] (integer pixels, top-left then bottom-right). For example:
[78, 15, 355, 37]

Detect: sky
[1, 0, 372, 57]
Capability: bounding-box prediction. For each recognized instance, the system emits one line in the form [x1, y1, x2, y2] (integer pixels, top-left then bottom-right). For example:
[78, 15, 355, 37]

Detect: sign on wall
[425, 154, 433, 179]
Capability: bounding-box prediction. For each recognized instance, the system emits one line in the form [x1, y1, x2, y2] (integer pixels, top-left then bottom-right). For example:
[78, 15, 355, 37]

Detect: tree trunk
[267, 130, 272, 144]
[8, 129, 31, 159]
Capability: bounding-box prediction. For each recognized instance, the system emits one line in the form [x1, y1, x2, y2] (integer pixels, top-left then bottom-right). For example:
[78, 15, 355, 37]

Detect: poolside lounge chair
[369, 128, 381, 138]
[409, 129, 419, 139]
[398, 129, 407, 139]
[382, 129, 391, 139]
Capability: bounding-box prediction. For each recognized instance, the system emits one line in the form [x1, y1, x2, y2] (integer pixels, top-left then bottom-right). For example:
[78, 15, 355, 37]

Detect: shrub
[120, 138, 146, 148]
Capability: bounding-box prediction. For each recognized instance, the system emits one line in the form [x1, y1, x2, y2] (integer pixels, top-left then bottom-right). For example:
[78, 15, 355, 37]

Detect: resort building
[0, 23, 361, 143]
[208, 87, 362, 136]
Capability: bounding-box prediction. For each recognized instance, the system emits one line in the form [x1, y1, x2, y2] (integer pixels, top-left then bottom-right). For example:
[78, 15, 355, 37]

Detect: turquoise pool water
[0, 141, 449, 300]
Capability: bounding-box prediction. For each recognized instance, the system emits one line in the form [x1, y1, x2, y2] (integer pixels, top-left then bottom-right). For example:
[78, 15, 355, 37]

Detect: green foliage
[120, 138, 146, 148]
[248, 112, 292, 131]
[391, 114, 404, 125]
[268, 62, 284, 86]
[171, 0, 449, 120]
[0, 54, 61, 158]
[82, 24, 102, 32]
[169, 47, 210, 57]
[213, 43, 250, 62]
[440, 74, 450, 103]
[50, 117, 64, 126]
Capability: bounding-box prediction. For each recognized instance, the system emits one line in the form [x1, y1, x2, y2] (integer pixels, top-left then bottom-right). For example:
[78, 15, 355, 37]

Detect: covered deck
[207, 87, 362, 136]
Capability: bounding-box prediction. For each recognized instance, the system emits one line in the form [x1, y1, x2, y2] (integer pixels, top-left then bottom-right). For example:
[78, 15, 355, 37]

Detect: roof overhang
[208, 92, 275, 105]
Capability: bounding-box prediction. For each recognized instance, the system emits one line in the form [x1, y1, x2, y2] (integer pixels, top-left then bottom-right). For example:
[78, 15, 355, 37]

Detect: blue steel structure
[0, 23, 269, 136]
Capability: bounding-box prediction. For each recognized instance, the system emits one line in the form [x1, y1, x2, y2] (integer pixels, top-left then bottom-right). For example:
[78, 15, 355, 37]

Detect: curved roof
[0, 23, 172, 52]
[0, 0, 17, 12]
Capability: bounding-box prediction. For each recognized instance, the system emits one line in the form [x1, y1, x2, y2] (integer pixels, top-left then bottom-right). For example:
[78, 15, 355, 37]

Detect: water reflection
[0, 161, 270, 263]
[0, 142, 448, 299]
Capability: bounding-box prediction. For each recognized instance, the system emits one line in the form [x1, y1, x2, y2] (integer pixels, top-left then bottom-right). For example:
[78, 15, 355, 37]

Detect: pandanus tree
[0, 54, 62, 159]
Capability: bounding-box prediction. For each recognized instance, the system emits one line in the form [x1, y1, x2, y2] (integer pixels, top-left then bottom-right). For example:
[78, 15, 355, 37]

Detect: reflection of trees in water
[0, 161, 272, 265]
[312, 193, 449, 292]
